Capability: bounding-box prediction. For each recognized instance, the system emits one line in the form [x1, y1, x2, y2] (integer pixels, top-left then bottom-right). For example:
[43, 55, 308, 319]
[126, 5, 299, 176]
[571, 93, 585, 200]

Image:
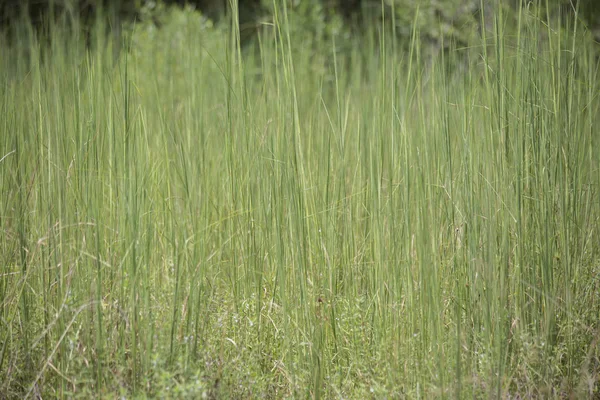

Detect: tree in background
[1, 0, 598, 45]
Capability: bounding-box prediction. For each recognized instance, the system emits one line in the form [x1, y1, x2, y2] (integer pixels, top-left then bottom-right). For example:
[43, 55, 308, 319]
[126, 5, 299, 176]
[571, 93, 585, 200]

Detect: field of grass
[1, 2, 599, 398]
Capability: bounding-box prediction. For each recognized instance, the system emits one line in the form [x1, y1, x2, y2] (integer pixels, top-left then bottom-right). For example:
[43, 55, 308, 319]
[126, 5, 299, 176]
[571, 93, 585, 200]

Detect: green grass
[1, 2, 599, 398]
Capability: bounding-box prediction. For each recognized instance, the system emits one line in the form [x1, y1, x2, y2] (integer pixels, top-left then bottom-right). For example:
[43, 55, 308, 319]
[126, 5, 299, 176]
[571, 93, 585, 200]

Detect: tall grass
[1, 2, 599, 398]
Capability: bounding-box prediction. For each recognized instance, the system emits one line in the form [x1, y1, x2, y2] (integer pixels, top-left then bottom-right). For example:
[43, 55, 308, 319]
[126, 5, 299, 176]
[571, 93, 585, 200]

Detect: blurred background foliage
[2, 0, 599, 44]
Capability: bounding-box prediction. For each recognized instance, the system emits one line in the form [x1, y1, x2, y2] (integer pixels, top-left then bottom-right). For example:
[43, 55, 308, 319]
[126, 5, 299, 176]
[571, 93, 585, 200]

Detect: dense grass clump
[1, 3, 599, 398]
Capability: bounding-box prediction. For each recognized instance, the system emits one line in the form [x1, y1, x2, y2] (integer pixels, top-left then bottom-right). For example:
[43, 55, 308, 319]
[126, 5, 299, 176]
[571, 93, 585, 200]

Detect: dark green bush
[1, 0, 598, 47]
